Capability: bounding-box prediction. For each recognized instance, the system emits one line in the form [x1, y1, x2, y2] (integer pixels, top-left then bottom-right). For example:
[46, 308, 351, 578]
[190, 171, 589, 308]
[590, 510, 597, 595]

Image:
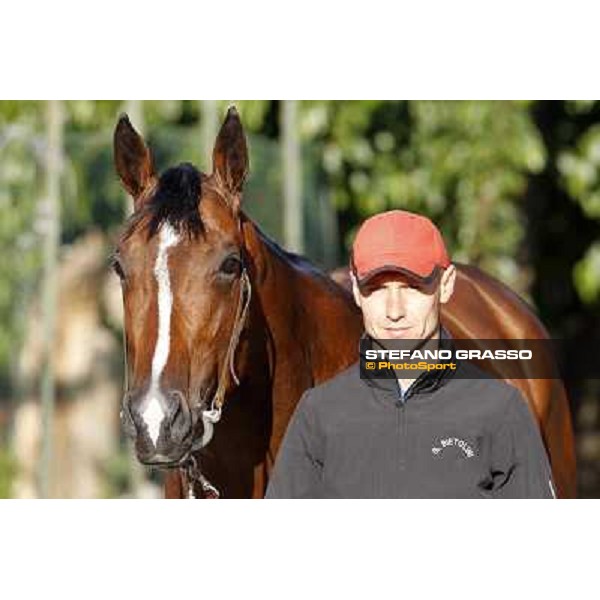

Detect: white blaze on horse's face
[141, 223, 180, 446]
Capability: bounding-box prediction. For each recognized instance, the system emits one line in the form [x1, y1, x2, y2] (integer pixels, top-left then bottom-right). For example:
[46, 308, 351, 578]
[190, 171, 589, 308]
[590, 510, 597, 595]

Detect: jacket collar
[358, 326, 457, 398]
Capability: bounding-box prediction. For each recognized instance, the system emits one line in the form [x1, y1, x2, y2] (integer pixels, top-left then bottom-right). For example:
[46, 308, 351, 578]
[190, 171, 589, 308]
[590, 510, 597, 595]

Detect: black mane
[123, 162, 204, 240]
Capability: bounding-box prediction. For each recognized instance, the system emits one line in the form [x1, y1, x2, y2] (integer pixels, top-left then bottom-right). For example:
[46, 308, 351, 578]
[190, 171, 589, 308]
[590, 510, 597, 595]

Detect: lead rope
[185, 456, 220, 499]
[185, 265, 252, 499]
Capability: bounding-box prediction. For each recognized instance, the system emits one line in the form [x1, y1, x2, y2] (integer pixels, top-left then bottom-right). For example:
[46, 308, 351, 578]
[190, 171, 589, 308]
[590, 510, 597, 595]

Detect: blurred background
[0, 100, 599, 498]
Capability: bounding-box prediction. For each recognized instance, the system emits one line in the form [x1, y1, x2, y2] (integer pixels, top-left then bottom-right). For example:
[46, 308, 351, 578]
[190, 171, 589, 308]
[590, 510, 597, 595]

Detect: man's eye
[361, 283, 381, 295]
[219, 255, 242, 277]
[360, 286, 373, 296]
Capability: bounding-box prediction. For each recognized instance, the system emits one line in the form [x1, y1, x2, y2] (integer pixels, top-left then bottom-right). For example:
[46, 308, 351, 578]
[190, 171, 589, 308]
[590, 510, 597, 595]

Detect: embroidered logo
[431, 437, 475, 458]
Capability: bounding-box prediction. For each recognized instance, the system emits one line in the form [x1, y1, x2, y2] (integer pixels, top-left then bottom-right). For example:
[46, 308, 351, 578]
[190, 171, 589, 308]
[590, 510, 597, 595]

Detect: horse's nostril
[166, 390, 187, 419]
[167, 394, 181, 421]
[168, 390, 192, 444]
[120, 391, 137, 438]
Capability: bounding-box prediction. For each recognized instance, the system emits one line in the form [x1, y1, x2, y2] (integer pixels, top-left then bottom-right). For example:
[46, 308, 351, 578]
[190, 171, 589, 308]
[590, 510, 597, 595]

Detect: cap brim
[356, 264, 442, 288]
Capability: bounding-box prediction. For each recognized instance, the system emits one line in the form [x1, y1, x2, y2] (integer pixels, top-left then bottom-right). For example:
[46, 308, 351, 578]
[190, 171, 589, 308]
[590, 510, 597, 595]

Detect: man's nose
[386, 287, 406, 321]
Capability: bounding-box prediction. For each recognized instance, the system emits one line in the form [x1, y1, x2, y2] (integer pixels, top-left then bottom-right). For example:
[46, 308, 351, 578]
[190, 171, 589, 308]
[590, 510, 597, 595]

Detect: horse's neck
[241, 217, 362, 385]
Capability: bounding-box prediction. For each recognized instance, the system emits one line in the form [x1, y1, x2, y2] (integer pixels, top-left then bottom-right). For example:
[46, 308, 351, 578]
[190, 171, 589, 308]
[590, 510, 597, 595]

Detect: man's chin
[372, 326, 440, 351]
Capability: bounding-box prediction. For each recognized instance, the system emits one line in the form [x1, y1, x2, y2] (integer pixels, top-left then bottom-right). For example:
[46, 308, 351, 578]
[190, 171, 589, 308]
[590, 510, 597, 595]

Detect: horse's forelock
[147, 163, 204, 238]
[121, 163, 206, 242]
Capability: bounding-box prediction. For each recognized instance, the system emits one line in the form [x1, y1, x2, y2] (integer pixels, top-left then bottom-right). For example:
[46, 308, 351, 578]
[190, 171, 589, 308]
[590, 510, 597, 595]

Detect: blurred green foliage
[301, 101, 547, 289]
[557, 103, 600, 303]
[0, 445, 17, 497]
[101, 449, 134, 499]
[0, 104, 44, 389]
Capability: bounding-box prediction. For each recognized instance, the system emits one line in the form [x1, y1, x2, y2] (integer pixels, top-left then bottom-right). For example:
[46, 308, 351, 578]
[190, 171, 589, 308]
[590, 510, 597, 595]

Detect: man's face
[351, 265, 456, 342]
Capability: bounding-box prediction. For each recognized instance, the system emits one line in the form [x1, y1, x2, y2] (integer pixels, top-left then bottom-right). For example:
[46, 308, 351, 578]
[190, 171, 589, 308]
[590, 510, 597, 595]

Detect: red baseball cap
[351, 210, 451, 285]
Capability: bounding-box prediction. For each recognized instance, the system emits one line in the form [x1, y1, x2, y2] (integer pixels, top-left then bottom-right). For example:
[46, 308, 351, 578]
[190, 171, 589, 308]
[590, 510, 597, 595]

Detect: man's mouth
[383, 327, 411, 334]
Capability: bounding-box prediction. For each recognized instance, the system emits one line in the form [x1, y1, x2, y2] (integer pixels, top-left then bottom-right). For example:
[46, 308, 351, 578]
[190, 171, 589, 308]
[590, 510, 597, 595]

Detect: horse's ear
[114, 114, 156, 206]
[212, 106, 249, 213]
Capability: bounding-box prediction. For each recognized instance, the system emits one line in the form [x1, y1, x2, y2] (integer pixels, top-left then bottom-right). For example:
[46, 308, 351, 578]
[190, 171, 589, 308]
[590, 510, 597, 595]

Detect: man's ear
[439, 264, 457, 304]
[350, 272, 362, 308]
[114, 114, 156, 208]
[212, 105, 249, 216]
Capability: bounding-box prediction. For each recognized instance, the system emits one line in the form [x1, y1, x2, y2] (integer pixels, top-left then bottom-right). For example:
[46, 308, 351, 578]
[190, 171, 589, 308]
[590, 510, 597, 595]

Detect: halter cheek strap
[199, 260, 252, 443]
[186, 261, 251, 499]
[185, 187, 253, 498]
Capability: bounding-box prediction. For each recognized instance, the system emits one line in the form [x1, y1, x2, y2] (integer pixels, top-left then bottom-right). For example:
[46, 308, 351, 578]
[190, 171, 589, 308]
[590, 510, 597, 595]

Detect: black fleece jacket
[265, 332, 556, 499]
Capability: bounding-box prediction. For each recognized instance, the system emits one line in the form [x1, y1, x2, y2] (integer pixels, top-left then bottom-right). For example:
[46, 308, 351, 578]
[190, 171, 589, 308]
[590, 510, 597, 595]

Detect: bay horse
[113, 107, 576, 498]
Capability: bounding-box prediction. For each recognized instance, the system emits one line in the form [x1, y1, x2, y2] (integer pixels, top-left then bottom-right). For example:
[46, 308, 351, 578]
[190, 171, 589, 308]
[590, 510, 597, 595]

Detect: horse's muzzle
[121, 388, 201, 465]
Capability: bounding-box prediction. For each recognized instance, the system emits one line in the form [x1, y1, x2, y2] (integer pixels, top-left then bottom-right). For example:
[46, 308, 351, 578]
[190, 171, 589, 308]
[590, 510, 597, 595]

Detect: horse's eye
[110, 256, 125, 280]
[219, 255, 242, 278]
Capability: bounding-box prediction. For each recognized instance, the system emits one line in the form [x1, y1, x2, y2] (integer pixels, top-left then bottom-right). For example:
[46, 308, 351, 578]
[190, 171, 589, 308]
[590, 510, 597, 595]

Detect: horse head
[112, 107, 253, 468]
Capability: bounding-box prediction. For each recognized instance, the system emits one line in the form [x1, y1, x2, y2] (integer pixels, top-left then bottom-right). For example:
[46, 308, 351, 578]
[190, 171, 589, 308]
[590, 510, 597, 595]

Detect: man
[265, 209, 556, 499]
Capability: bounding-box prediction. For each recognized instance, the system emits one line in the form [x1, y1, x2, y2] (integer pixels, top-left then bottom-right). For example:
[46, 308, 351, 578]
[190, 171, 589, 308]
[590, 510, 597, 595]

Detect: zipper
[399, 403, 407, 471]
[396, 384, 407, 471]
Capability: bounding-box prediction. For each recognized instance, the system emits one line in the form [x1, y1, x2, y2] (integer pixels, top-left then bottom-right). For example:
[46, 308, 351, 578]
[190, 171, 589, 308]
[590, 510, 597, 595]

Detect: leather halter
[183, 248, 252, 499]
[198, 257, 252, 446]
